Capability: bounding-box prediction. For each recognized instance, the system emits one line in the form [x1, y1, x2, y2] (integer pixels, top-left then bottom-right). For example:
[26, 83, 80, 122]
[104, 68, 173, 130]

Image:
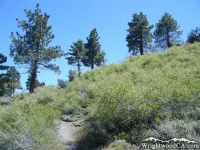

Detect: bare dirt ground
[57, 120, 79, 150]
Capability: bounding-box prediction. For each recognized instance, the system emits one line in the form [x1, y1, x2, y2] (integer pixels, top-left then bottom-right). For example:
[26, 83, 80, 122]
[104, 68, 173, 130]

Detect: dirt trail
[57, 120, 79, 150]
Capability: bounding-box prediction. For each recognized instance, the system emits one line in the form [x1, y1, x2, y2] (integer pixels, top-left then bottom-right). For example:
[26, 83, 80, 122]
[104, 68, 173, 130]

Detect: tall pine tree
[66, 39, 85, 76]
[153, 12, 182, 48]
[10, 4, 65, 93]
[126, 12, 153, 55]
[0, 53, 9, 96]
[82, 28, 106, 69]
[7, 66, 21, 95]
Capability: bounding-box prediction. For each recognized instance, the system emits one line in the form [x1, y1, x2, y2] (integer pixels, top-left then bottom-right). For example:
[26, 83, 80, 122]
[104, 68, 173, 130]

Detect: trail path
[57, 120, 79, 150]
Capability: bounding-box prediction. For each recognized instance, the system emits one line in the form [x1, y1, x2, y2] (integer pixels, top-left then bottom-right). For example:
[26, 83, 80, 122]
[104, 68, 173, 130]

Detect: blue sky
[1, 0, 200, 91]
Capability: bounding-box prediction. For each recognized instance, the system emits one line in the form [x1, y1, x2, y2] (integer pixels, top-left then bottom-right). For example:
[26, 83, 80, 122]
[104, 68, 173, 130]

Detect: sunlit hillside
[1, 42, 200, 149]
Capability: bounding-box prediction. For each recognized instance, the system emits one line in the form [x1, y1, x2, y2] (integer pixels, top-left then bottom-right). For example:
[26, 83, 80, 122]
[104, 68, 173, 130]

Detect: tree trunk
[9, 84, 15, 96]
[77, 61, 81, 76]
[140, 44, 144, 55]
[9, 88, 12, 96]
[91, 53, 94, 69]
[167, 28, 171, 48]
[29, 39, 39, 93]
[91, 61, 94, 69]
[12, 86, 15, 94]
[29, 61, 37, 93]
[140, 34, 144, 55]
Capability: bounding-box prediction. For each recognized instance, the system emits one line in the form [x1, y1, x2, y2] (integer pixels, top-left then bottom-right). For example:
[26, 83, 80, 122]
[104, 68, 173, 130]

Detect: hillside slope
[1, 42, 200, 149]
[74, 42, 200, 149]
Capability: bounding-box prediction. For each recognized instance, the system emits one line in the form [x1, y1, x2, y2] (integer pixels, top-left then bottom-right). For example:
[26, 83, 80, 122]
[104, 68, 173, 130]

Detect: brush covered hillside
[1, 42, 200, 149]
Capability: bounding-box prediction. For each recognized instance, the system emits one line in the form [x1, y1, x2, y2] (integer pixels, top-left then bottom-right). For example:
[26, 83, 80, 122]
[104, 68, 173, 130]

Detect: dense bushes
[76, 42, 200, 148]
[0, 100, 62, 149]
[147, 105, 200, 144]
[0, 83, 88, 149]
[1, 42, 200, 149]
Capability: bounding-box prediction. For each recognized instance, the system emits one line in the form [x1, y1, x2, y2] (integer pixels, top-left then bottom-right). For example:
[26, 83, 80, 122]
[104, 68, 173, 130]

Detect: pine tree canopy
[0, 53, 9, 71]
[7, 66, 21, 95]
[186, 27, 200, 43]
[153, 12, 182, 48]
[82, 28, 106, 69]
[10, 4, 65, 93]
[126, 12, 153, 55]
[68, 70, 77, 82]
[66, 39, 85, 76]
[0, 53, 9, 96]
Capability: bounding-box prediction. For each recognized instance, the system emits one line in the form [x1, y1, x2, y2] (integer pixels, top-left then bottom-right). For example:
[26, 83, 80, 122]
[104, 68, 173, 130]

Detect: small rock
[61, 115, 79, 122]
[82, 110, 89, 115]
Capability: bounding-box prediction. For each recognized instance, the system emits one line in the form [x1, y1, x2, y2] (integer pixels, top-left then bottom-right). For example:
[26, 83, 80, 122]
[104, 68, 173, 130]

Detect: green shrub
[187, 106, 200, 120]
[106, 140, 138, 150]
[0, 100, 61, 149]
[0, 97, 10, 105]
[2, 43, 200, 149]
[76, 121, 112, 150]
[147, 119, 200, 143]
[114, 131, 129, 140]
[37, 96, 54, 105]
[75, 42, 200, 147]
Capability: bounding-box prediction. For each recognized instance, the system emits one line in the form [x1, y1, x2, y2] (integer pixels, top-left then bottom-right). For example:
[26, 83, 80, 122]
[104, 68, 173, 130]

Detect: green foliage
[31, 84, 86, 113]
[0, 100, 61, 149]
[9, 91, 27, 102]
[66, 39, 85, 76]
[0, 80, 8, 97]
[0, 97, 10, 105]
[114, 131, 129, 140]
[106, 140, 137, 150]
[75, 42, 200, 147]
[126, 12, 153, 55]
[61, 103, 80, 115]
[26, 74, 45, 90]
[153, 12, 182, 48]
[82, 28, 106, 69]
[0, 53, 9, 71]
[37, 96, 54, 105]
[57, 78, 67, 88]
[6, 66, 21, 95]
[147, 110, 200, 143]
[0, 53, 9, 96]
[68, 69, 77, 82]
[2, 43, 200, 149]
[187, 27, 200, 43]
[76, 121, 112, 149]
[10, 4, 65, 93]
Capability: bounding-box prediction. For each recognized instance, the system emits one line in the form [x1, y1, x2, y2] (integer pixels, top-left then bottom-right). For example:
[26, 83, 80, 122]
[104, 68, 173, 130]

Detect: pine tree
[68, 70, 77, 82]
[66, 39, 85, 76]
[126, 12, 153, 55]
[26, 74, 45, 90]
[82, 28, 106, 69]
[10, 4, 65, 93]
[186, 27, 200, 43]
[153, 12, 182, 48]
[7, 66, 21, 95]
[0, 53, 9, 96]
[57, 79, 66, 88]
